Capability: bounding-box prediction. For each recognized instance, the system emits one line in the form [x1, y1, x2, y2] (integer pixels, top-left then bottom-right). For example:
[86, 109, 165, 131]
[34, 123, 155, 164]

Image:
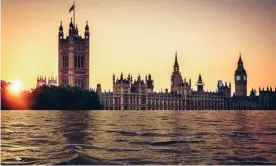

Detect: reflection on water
[1, 110, 276, 164]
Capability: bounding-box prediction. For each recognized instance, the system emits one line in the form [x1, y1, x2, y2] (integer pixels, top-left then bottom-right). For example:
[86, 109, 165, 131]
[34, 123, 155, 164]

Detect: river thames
[1, 110, 276, 164]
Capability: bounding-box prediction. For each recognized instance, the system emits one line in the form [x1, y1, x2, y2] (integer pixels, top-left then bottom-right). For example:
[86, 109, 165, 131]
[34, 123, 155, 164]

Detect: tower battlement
[36, 75, 57, 87]
[217, 80, 231, 98]
[58, 18, 90, 89]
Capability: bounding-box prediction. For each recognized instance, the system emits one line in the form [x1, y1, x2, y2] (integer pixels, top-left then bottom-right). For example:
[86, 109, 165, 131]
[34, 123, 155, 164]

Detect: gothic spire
[175, 51, 178, 63]
[76, 24, 79, 35]
[85, 21, 89, 38]
[198, 74, 203, 83]
[113, 74, 115, 84]
[238, 52, 243, 65]
[59, 21, 63, 31]
[120, 72, 123, 80]
[85, 21, 89, 30]
[59, 21, 64, 39]
[197, 74, 204, 92]
[173, 51, 179, 71]
[69, 17, 74, 28]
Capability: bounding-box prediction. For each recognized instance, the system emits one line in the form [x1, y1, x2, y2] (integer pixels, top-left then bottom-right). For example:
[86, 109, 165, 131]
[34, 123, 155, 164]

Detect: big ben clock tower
[234, 53, 247, 96]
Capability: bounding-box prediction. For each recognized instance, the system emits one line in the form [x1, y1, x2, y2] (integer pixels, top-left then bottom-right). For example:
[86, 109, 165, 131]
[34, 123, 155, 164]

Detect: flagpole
[73, 1, 75, 26]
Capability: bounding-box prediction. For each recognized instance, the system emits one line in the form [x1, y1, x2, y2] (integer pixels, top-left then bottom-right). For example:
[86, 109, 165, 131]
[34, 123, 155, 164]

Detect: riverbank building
[58, 18, 90, 89]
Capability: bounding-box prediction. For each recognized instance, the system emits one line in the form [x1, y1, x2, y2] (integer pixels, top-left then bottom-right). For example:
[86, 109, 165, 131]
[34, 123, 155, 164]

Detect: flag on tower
[69, 4, 75, 13]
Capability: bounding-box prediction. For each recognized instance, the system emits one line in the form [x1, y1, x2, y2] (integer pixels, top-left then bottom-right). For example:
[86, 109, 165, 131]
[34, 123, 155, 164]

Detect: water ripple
[1, 110, 276, 165]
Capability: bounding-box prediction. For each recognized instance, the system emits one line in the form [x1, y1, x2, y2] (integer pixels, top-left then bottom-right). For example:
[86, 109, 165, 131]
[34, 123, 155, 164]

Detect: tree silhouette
[1, 82, 103, 110]
[30, 85, 103, 110]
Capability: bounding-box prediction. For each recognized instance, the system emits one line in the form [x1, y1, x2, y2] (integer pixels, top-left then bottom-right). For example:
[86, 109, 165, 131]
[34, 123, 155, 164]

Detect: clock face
[243, 76, 246, 80]
[236, 75, 240, 81]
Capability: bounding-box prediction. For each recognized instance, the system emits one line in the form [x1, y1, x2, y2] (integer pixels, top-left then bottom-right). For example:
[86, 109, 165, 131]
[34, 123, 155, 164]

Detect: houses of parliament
[35, 18, 275, 110]
[58, 18, 90, 89]
[99, 52, 276, 110]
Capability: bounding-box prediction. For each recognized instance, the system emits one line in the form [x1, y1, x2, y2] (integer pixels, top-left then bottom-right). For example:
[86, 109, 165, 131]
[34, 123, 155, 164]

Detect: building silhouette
[196, 74, 204, 93]
[100, 52, 232, 110]
[99, 52, 276, 110]
[58, 18, 90, 89]
[235, 53, 247, 96]
[259, 87, 276, 109]
[54, 17, 275, 110]
[170, 52, 192, 95]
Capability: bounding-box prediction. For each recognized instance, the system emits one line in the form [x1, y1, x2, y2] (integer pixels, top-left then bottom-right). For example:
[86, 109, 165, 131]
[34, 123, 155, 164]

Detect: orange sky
[1, 0, 276, 94]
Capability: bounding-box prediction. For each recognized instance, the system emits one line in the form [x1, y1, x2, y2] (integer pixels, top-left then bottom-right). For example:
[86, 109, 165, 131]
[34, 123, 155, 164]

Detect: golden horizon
[1, 0, 276, 94]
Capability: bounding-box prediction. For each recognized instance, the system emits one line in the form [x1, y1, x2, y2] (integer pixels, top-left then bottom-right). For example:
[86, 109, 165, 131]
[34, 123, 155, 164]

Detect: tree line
[1, 82, 103, 110]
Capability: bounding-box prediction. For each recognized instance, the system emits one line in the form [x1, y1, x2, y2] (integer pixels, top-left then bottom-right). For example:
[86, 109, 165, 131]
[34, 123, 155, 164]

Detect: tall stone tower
[58, 18, 90, 89]
[170, 52, 192, 95]
[171, 52, 183, 92]
[234, 53, 247, 96]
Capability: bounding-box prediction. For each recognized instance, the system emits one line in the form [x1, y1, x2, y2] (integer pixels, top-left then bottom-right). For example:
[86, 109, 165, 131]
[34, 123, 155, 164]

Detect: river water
[1, 110, 276, 165]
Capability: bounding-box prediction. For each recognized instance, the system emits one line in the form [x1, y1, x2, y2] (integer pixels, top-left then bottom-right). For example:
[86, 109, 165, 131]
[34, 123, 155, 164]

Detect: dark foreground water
[1, 110, 276, 165]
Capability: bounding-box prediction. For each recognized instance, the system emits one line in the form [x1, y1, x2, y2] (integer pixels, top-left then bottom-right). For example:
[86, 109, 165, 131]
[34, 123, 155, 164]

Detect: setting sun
[8, 79, 23, 94]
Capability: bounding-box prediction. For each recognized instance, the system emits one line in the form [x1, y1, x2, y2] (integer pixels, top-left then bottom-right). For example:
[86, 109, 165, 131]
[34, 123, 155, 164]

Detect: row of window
[74, 56, 85, 68]
[62, 56, 68, 68]
[62, 56, 85, 69]
[62, 79, 68, 85]
[60, 79, 84, 87]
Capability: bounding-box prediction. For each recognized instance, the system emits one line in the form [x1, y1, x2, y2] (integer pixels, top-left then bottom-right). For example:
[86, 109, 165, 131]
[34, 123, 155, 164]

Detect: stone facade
[99, 52, 270, 110]
[259, 87, 276, 109]
[99, 77, 245, 110]
[58, 18, 90, 89]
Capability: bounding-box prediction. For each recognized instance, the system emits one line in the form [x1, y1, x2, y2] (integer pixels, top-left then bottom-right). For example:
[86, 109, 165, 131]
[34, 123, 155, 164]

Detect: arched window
[62, 57, 64, 68]
[78, 56, 81, 68]
[74, 56, 77, 68]
[66, 56, 68, 68]
[81, 57, 84, 68]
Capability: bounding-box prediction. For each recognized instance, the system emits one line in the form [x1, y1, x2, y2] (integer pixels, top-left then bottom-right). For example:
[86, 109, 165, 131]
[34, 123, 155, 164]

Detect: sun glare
[8, 79, 23, 94]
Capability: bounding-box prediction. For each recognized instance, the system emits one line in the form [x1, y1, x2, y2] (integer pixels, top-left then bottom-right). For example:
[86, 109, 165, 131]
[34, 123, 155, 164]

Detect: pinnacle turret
[173, 51, 179, 72]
